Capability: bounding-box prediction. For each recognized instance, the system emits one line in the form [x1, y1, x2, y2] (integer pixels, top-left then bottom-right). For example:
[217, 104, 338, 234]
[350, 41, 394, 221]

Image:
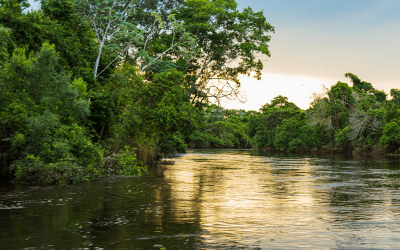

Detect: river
[1, 149, 400, 249]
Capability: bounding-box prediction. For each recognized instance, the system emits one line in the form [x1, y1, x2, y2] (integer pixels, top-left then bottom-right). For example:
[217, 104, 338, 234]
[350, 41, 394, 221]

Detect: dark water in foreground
[1, 150, 400, 249]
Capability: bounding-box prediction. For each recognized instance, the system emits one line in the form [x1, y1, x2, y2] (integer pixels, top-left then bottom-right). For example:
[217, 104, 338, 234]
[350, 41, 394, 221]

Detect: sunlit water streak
[1, 149, 400, 249]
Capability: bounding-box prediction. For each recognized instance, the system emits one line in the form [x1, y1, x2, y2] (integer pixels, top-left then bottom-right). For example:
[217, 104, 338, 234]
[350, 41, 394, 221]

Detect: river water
[1, 149, 400, 249]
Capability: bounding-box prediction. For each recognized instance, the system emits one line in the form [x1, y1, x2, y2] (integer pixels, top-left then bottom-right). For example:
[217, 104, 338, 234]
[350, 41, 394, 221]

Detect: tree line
[192, 75, 400, 156]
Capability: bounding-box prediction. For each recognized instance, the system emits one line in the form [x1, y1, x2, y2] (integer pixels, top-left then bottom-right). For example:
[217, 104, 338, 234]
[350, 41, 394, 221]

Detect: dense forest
[1, 0, 399, 184]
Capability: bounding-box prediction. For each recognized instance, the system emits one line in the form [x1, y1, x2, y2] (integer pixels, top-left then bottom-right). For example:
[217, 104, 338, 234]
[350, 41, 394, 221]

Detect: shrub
[380, 122, 400, 147]
[118, 146, 148, 176]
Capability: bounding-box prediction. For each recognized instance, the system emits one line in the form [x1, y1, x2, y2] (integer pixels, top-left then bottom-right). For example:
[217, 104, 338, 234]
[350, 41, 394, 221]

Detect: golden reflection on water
[155, 151, 400, 249]
[158, 152, 337, 248]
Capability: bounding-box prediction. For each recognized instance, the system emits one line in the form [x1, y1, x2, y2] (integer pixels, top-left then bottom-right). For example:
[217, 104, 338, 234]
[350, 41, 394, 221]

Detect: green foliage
[157, 134, 188, 159]
[273, 118, 316, 151]
[146, 0, 275, 104]
[326, 99, 349, 129]
[390, 88, 400, 106]
[1, 0, 99, 86]
[335, 126, 350, 146]
[346, 73, 387, 103]
[118, 146, 148, 176]
[107, 65, 198, 160]
[0, 42, 102, 184]
[72, 77, 87, 96]
[74, 0, 197, 80]
[251, 96, 302, 149]
[372, 89, 387, 103]
[142, 60, 177, 81]
[345, 73, 373, 93]
[13, 155, 91, 185]
[243, 73, 394, 152]
[189, 130, 213, 148]
[328, 81, 354, 108]
[0, 25, 11, 62]
[186, 105, 251, 148]
[73, 0, 144, 79]
[260, 95, 298, 110]
[11, 119, 103, 184]
[379, 122, 400, 147]
[87, 89, 116, 140]
[386, 88, 400, 122]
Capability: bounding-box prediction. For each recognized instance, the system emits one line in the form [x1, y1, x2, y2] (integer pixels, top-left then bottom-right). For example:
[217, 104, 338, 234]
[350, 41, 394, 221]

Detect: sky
[26, 0, 400, 110]
[228, 0, 400, 110]
[27, 0, 39, 9]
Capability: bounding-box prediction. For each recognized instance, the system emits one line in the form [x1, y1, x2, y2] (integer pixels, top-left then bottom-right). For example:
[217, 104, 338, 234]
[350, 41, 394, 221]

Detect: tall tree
[74, 0, 197, 80]
[74, 0, 143, 79]
[172, 0, 274, 104]
[120, 0, 274, 104]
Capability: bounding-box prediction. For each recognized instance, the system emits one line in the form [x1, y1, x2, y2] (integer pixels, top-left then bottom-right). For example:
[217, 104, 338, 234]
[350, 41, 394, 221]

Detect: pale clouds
[231, 0, 400, 110]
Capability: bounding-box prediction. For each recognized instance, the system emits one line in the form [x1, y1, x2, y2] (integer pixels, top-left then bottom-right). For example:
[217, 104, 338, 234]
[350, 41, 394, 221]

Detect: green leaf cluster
[0, 42, 102, 184]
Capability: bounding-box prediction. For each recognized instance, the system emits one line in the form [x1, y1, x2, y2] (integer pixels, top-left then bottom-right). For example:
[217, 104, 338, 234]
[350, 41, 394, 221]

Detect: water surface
[1, 149, 400, 249]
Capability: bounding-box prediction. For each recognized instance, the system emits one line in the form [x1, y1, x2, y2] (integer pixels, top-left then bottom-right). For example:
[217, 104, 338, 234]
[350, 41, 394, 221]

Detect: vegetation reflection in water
[1, 149, 400, 249]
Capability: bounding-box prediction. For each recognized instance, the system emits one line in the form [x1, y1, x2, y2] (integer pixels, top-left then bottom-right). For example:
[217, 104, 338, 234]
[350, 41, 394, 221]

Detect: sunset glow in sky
[27, 0, 400, 110]
[230, 0, 400, 110]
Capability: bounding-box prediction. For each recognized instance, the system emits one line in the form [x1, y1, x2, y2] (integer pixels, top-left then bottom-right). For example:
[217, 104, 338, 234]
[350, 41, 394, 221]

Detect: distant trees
[380, 122, 400, 147]
[249, 95, 303, 149]
[188, 105, 251, 148]
[217, 72, 399, 153]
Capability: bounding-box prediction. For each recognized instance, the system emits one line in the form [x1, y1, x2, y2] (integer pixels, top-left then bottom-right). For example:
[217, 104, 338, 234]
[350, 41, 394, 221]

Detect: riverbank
[253, 145, 400, 156]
